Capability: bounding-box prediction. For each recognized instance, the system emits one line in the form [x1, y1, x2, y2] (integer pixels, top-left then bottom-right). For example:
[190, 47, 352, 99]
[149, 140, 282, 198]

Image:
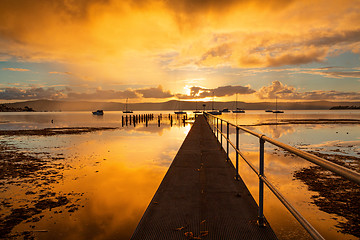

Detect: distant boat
[273, 110, 284, 113]
[123, 98, 133, 113]
[92, 110, 104, 115]
[273, 96, 284, 114]
[175, 101, 186, 114]
[123, 110, 133, 113]
[221, 108, 231, 113]
[208, 110, 222, 115]
[208, 92, 221, 115]
[233, 108, 245, 113]
[193, 101, 201, 113]
[265, 110, 273, 112]
[232, 93, 245, 113]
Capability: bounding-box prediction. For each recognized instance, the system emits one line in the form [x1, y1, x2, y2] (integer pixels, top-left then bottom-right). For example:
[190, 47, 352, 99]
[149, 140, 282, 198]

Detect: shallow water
[0, 110, 359, 239]
[217, 110, 360, 240]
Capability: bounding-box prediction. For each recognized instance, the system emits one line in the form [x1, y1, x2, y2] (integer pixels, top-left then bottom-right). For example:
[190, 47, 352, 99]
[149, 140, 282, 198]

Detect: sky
[0, 0, 360, 103]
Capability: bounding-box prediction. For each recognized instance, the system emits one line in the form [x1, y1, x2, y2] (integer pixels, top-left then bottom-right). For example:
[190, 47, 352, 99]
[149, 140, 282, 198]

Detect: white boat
[273, 110, 284, 113]
[193, 101, 201, 113]
[123, 98, 133, 113]
[208, 111, 222, 115]
[233, 108, 245, 113]
[175, 111, 186, 114]
[221, 108, 231, 113]
[92, 110, 104, 115]
[273, 96, 284, 114]
[209, 92, 221, 115]
[232, 94, 245, 113]
[175, 101, 186, 114]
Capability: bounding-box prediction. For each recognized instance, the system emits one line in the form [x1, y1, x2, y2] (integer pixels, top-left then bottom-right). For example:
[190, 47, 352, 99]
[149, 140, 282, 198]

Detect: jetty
[131, 115, 277, 239]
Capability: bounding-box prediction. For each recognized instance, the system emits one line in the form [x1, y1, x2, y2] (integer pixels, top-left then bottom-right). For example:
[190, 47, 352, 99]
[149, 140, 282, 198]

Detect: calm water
[0, 110, 359, 239]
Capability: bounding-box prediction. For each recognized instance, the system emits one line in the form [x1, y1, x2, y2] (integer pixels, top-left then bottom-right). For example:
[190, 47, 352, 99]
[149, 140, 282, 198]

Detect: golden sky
[0, 0, 360, 102]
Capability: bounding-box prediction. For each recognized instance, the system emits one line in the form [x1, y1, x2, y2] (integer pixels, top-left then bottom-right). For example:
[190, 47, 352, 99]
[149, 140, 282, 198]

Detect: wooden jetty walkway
[131, 115, 277, 239]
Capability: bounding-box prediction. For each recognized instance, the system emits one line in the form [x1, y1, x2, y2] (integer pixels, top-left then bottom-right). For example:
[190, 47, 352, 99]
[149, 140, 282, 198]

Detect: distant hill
[1, 99, 359, 112]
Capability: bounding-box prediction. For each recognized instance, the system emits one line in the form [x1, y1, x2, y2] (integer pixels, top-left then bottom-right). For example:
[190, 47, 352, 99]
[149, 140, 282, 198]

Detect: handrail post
[216, 118, 219, 139]
[213, 117, 215, 133]
[258, 137, 265, 227]
[220, 119, 223, 146]
[235, 126, 240, 180]
[211, 116, 214, 132]
[226, 122, 229, 161]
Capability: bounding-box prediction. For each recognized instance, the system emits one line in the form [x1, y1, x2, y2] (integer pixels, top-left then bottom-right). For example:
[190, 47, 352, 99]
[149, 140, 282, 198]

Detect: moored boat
[208, 110, 222, 115]
[273, 96, 284, 114]
[233, 108, 245, 113]
[273, 110, 284, 113]
[92, 110, 104, 115]
[221, 108, 231, 113]
[123, 98, 133, 113]
[175, 111, 187, 114]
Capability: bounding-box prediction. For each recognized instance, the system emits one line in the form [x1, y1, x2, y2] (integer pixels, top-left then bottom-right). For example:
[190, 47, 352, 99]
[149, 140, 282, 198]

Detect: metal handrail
[204, 112, 360, 240]
[206, 113, 360, 184]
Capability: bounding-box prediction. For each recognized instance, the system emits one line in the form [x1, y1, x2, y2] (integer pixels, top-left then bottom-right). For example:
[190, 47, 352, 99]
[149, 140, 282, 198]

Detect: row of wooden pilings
[121, 113, 189, 127]
[121, 114, 154, 127]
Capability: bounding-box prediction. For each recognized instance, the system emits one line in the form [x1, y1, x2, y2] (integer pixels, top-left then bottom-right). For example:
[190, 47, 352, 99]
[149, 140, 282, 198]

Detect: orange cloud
[0, 0, 359, 87]
[257, 80, 360, 100]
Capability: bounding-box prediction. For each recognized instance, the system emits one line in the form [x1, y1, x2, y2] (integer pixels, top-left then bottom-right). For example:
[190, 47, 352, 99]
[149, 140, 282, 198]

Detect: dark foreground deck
[131, 115, 277, 239]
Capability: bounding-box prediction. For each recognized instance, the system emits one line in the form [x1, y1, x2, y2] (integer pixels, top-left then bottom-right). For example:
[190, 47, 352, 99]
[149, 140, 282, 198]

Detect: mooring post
[258, 137, 265, 227]
[235, 126, 240, 180]
[226, 122, 229, 161]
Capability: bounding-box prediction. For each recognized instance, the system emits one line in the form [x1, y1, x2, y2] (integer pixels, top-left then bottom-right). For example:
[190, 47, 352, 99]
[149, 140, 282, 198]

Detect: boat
[208, 92, 222, 115]
[273, 96, 284, 114]
[175, 111, 187, 114]
[92, 110, 104, 115]
[175, 101, 186, 114]
[221, 108, 231, 113]
[265, 110, 273, 112]
[123, 110, 133, 113]
[193, 101, 202, 113]
[123, 98, 133, 113]
[208, 110, 222, 115]
[233, 108, 245, 113]
[232, 94, 245, 113]
[273, 110, 284, 113]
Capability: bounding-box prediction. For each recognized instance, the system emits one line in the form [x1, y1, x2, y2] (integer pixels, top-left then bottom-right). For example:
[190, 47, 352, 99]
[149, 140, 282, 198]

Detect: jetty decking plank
[131, 115, 277, 240]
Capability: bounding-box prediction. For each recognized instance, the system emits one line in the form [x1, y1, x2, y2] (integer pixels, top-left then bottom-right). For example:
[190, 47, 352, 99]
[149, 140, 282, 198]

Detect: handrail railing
[204, 112, 360, 240]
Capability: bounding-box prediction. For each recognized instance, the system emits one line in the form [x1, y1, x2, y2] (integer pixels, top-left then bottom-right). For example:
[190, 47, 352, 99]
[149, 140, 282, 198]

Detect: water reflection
[1, 110, 359, 239]
[0, 111, 195, 130]
[0, 111, 192, 239]
[218, 113, 360, 240]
